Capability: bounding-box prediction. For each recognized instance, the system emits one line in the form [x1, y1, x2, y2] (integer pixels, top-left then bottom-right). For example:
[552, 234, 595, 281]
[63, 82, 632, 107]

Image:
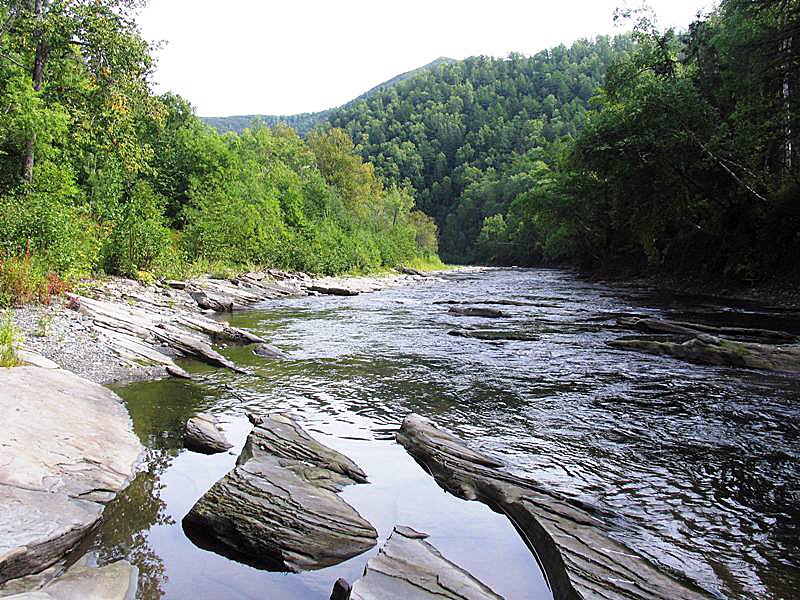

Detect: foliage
[102, 181, 172, 276]
[0, 0, 442, 301]
[201, 58, 456, 136]
[0, 310, 22, 367]
[325, 39, 634, 261]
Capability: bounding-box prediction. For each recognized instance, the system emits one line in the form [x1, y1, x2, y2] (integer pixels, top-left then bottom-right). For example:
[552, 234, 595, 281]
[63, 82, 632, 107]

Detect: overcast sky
[137, 0, 715, 117]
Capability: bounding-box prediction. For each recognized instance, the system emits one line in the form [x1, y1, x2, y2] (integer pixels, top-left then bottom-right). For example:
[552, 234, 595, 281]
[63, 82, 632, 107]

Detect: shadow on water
[93, 268, 800, 600]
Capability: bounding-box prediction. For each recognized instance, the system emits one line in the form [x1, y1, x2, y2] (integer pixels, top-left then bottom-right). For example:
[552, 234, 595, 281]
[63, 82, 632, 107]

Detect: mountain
[201, 57, 456, 136]
[324, 37, 634, 261]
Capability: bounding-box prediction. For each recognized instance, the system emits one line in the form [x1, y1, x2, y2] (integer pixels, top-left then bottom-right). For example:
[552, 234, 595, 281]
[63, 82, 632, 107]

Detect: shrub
[0, 311, 22, 367]
[102, 181, 173, 276]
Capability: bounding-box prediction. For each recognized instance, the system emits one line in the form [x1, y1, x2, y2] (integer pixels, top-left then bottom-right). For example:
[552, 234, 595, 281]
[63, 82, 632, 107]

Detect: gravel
[10, 301, 164, 385]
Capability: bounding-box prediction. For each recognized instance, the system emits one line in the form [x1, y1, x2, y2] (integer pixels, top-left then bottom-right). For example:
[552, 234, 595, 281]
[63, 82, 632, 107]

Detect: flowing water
[93, 268, 800, 600]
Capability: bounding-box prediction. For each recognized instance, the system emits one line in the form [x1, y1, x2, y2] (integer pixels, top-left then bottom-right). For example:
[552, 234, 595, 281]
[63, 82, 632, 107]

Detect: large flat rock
[398, 414, 715, 600]
[0, 367, 142, 584]
[183, 413, 377, 571]
[349, 525, 503, 600]
[1, 558, 137, 600]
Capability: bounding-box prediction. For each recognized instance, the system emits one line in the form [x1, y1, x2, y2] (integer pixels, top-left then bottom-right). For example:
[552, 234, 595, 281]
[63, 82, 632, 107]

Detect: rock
[16, 350, 60, 369]
[434, 299, 535, 307]
[187, 289, 235, 312]
[308, 284, 360, 296]
[184, 414, 233, 454]
[252, 343, 288, 359]
[397, 414, 713, 600]
[165, 364, 192, 379]
[164, 280, 187, 290]
[608, 333, 800, 373]
[397, 266, 427, 277]
[617, 316, 798, 344]
[1, 558, 138, 600]
[330, 578, 351, 600]
[182, 413, 377, 571]
[447, 307, 506, 318]
[447, 329, 538, 341]
[348, 525, 502, 600]
[0, 368, 142, 584]
[68, 294, 246, 374]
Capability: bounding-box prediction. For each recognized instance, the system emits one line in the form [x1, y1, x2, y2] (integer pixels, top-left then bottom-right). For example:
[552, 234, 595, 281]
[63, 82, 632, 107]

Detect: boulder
[348, 525, 503, 600]
[0, 368, 142, 584]
[617, 316, 798, 344]
[184, 414, 233, 454]
[397, 414, 714, 600]
[308, 284, 360, 296]
[182, 413, 376, 571]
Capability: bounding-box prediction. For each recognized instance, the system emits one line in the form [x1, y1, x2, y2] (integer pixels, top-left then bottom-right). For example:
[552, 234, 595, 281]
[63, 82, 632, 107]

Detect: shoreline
[10, 264, 797, 387]
[9, 266, 489, 385]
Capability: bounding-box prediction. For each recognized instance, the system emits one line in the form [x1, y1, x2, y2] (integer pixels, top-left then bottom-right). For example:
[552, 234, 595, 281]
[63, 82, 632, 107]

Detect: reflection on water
[94, 269, 799, 600]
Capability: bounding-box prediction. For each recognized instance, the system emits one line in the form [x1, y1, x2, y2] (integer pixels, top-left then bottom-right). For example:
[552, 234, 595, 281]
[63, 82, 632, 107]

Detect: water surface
[96, 268, 800, 600]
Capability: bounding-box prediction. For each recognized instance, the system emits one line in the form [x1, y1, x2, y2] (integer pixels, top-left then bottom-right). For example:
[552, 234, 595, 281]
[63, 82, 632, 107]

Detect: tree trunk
[21, 0, 45, 183]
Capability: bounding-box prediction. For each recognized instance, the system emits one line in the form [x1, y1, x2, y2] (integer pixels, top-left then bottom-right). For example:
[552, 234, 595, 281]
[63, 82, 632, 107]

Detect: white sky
[137, 0, 715, 117]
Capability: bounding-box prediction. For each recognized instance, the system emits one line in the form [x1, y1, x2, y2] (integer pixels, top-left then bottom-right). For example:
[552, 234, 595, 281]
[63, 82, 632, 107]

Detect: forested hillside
[326, 38, 635, 261]
[202, 58, 456, 136]
[0, 0, 439, 306]
[327, 2, 800, 282]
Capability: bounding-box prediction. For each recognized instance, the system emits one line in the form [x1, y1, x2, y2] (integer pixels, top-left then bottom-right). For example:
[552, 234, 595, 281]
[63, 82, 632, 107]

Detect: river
[93, 268, 800, 600]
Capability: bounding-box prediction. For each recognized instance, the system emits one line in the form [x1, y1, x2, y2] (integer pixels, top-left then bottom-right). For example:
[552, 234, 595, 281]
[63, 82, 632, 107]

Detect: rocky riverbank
[9, 267, 475, 384]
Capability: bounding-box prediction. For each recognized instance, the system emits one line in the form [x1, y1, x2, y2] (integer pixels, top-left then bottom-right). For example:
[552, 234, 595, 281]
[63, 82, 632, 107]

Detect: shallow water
[95, 268, 800, 600]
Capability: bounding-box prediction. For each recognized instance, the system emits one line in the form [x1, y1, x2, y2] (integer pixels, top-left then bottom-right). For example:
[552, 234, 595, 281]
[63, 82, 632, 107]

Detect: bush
[102, 181, 173, 276]
[0, 254, 67, 308]
[0, 311, 22, 367]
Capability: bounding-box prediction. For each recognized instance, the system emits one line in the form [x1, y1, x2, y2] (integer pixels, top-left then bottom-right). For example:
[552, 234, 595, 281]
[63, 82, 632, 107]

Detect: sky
[136, 0, 715, 118]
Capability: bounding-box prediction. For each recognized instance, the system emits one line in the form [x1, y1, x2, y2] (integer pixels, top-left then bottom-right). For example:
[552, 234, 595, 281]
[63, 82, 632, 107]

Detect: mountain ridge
[201, 57, 456, 136]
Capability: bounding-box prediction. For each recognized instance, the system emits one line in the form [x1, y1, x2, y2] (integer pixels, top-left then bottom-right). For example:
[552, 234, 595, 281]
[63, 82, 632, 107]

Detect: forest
[0, 0, 797, 308]
[0, 0, 439, 307]
[325, 1, 799, 281]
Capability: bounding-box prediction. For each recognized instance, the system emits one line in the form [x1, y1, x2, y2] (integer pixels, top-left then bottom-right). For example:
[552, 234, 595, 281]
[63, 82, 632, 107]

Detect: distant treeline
[201, 57, 456, 137]
[325, 2, 800, 282]
[326, 38, 632, 262]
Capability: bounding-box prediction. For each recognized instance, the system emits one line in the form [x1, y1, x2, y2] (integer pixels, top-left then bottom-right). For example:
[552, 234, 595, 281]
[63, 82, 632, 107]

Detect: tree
[2, 0, 153, 185]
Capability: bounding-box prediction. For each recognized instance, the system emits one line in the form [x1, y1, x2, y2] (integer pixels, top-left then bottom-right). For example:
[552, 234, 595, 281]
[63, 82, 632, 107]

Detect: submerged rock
[608, 333, 800, 372]
[0, 367, 142, 585]
[182, 413, 377, 571]
[348, 525, 503, 600]
[184, 414, 233, 454]
[397, 414, 714, 600]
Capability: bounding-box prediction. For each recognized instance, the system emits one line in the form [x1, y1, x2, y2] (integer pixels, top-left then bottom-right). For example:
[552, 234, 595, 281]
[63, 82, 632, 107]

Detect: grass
[0, 311, 22, 367]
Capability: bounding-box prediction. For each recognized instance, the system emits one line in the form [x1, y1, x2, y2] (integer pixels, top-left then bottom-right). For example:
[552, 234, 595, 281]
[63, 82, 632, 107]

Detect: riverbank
[8, 267, 487, 384]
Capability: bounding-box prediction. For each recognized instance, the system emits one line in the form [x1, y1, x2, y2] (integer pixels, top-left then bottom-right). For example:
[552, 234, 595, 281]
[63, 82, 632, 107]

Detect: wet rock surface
[348, 525, 503, 600]
[447, 328, 539, 341]
[397, 413, 714, 600]
[447, 306, 506, 318]
[182, 413, 377, 571]
[184, 414, 233, 454]
[609, 332, 800, 372]
[0, 368, 142, 585]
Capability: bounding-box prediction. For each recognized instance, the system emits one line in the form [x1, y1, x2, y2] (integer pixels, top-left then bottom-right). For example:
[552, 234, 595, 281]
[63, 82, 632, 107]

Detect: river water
[93, 268, 800, 600]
